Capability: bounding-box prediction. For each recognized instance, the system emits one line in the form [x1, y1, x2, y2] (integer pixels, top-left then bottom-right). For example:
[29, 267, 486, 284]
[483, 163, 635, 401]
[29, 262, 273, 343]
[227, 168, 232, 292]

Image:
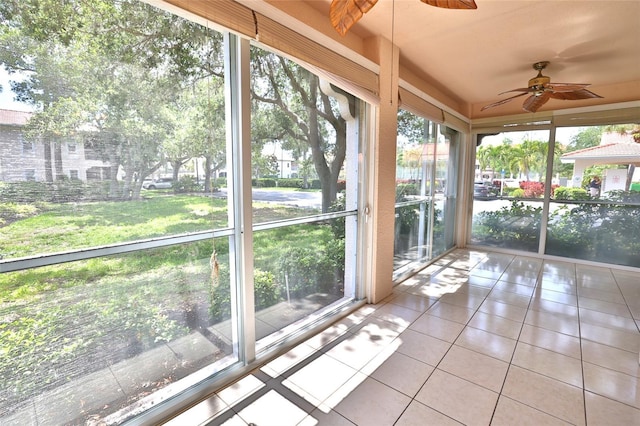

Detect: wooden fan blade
[420, 0, 478, 9]
[548, 88, 603, 100]
[546, 83, 591, 93]
[330, 0, 378, 36]
[498, 87, 536, 96]
[481, 92, 528, 111]
[522, 92, 551, 113]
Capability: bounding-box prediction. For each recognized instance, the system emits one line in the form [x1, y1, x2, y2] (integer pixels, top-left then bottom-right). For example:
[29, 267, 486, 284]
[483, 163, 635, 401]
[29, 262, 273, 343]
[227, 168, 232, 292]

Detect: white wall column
[367, 36, 399, 303]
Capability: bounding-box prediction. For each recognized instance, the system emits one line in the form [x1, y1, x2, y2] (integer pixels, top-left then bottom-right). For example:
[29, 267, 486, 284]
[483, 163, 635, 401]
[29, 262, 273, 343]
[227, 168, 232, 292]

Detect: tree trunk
[121, 166, 136, 200]
[306, 77, 347, 212]
[626, 164, 635, 191]
[44, 139, 53, 182]
[54, 139, 64, 180]
[204, 155, 212, 192]
[106, 138, 121, 199]
[171, 160, 181, 182]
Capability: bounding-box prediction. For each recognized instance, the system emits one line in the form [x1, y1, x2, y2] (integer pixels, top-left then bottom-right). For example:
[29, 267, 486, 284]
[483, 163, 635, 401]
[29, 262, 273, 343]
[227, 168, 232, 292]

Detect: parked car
[474, 181, 495, 199]
[143, 177, 173, 190]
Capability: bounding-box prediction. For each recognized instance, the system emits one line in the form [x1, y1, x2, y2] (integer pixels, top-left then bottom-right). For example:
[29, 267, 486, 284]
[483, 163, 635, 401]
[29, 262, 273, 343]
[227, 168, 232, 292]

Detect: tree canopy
[1, 0, 227, 199]
[1, 0, 351, 208]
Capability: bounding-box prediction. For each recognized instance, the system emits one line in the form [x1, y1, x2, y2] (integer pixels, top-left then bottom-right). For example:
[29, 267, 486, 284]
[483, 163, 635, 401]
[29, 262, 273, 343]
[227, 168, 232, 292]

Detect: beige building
[0, 109, 112, 183]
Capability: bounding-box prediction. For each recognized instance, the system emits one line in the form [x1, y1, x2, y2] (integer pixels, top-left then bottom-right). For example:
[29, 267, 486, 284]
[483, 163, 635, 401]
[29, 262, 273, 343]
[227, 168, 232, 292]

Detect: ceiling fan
[482, 61, 603, 113]
[330, 0, 477, 36]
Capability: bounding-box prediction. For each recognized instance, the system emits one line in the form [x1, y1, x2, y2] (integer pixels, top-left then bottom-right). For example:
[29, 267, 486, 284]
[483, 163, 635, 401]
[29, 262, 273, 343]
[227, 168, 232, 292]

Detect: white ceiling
[265, 0, 640, 119]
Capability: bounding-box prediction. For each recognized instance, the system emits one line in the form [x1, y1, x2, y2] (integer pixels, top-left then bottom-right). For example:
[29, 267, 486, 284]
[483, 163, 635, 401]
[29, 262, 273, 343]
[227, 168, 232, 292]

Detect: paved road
[216, 188, 322, 209]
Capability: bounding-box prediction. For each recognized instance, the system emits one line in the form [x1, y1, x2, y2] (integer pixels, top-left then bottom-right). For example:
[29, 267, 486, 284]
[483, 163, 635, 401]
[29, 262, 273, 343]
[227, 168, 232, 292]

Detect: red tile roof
[0, 108, 32, 126]
[561, 142, 640, 159]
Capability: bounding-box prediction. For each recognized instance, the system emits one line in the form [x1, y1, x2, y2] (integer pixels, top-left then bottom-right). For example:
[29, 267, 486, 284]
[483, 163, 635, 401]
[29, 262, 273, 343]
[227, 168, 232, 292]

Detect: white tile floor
[164, 249, 640, 426]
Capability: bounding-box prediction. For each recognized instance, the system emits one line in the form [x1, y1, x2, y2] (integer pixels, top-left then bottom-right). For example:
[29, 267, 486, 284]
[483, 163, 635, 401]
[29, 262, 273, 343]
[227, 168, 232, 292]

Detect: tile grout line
[486, 254, 539, 425]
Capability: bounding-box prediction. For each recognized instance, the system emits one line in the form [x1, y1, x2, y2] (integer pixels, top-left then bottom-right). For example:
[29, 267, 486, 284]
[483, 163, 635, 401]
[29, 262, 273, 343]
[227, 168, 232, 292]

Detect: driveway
[216, 188, 322, 209]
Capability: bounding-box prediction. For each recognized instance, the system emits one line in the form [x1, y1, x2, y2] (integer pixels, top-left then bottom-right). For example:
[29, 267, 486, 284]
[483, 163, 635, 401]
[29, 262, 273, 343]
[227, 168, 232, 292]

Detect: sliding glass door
[394, 109, 459, 279]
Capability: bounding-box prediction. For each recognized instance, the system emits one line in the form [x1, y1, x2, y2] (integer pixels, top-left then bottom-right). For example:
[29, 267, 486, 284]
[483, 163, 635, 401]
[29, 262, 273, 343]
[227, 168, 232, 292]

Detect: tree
[177, 78, 226, 193]
[397, 109, 426, 143]
[568, 126, 602, 150]
[250, 50, 348, 212]
[1, 0, 224, 199]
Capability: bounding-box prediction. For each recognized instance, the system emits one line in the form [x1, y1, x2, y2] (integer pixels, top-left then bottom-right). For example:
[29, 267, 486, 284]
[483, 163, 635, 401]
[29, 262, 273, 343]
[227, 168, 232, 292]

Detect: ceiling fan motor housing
[528, 75, 550, 91]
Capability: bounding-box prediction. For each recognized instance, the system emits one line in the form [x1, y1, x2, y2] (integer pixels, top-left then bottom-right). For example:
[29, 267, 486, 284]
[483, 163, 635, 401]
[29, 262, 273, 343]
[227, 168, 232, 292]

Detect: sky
[0, 66, 32, 112]
[480, 128, 582, 147]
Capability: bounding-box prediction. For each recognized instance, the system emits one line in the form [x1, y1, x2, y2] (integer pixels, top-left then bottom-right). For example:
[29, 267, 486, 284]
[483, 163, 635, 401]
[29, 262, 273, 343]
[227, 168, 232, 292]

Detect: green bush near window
[508, 188, 525, 198]
[472, 192, 640, 267]
[396, 183, 419, 198]
[553, 186, 589, 200]
[208, 267, 282, 322]
[547, 198, 640, 266]
[174, 175, 202, 193]
[252, 178, 277, 187]
[472, 200, 541, 251]
[212, 177, 227, 188]
[276, 178, 304, 188]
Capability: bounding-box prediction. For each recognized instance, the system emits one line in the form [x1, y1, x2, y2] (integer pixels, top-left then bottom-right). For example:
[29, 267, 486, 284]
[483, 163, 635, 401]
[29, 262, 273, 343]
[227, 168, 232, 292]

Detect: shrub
[209, 266, 231, 322]
[553, 186, 589, 200]
[324, 238, 345, 278]
[553, 186, 569, 199]
[510, 188, 525, 198]
[254, 269, 280, 310]
[520, 181, 544, 198]
[277, 246, 335, 298]
[277, 178, 304, 188]
[605, 189, 640, 203]
[174, 175, 201, 193]
[472, 200, 542, 251]
[396, 183, 419, 200]
[0, 181, 53, 202]
[212, 177, 227, 188]
[395, 204, 419, 233]
[328, 193, 346, 239]
[253, 178, 277, 187]
[0, 180, 111, 202]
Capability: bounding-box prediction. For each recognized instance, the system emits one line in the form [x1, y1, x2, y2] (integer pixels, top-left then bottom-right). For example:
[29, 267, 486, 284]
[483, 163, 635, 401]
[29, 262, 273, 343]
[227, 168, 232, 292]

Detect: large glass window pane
[547, 124, 640, 267]
[0, 2, 227, 261]
[0, 1, 238, 423]
[395, 111, 435, 273]
[432, 126, 459, 257]
[0, 241, 235, 424]
[470, 130, 549, 252]
[394, 110, 458, 277]
[249, 45, 360, 350]
[250, 48, 352, 222]
[253, 218, 352, 349]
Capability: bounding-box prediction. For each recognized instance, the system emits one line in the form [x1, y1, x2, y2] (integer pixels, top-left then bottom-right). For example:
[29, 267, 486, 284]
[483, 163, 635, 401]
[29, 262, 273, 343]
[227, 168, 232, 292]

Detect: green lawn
[0, 193, 338, 413]
[0, 192, 317, 259]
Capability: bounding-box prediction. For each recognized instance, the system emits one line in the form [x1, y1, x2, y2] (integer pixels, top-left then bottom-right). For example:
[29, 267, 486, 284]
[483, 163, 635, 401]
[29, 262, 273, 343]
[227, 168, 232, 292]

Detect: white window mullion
[225, 32, 255, 364]
[538, 125, 557, 256]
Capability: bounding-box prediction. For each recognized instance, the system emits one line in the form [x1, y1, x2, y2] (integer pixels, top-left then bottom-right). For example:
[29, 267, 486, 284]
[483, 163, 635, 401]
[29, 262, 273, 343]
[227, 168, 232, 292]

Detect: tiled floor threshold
[165, 248, 640, 426]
